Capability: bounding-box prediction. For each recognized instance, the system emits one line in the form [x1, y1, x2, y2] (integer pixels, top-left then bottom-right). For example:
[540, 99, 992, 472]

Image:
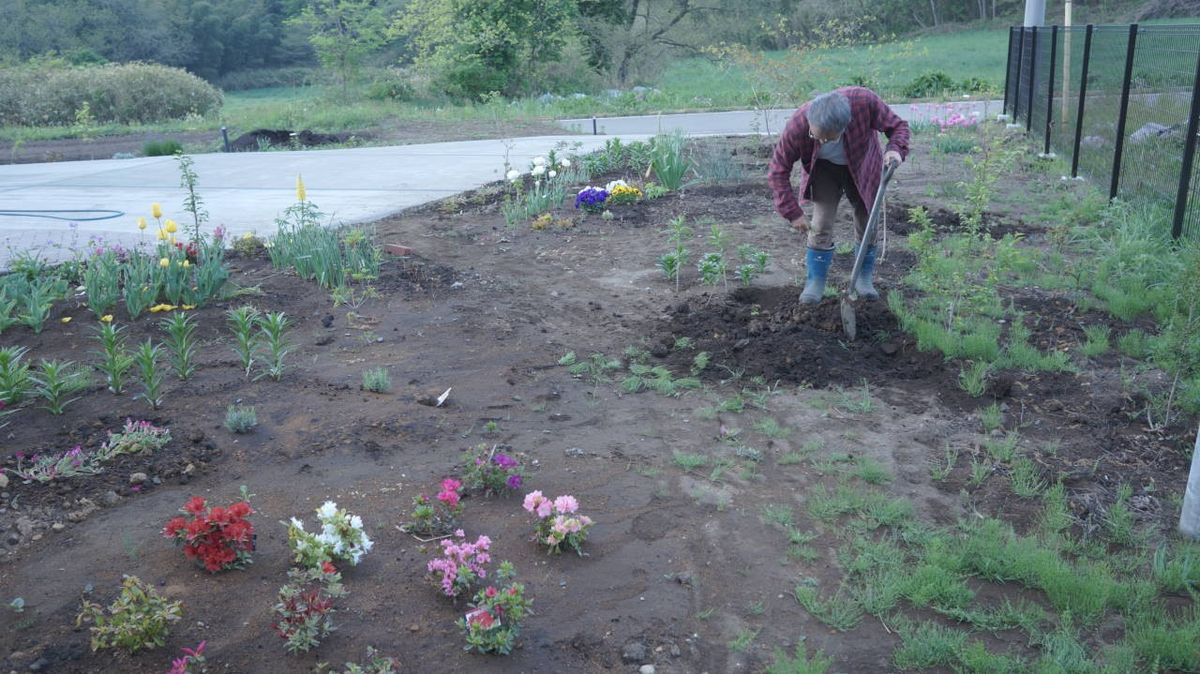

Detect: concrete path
[0, 135, 649, 268]
[0, 100, 1000, 268]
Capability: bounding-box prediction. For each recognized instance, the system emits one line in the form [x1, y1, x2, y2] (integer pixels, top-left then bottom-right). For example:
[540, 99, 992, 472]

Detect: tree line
[0, 0, 1144, 98]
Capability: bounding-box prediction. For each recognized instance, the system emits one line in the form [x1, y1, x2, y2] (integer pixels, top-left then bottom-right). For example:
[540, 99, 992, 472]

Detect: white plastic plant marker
[1180, 422, 1200, 540]
[436, 388, 452, 407]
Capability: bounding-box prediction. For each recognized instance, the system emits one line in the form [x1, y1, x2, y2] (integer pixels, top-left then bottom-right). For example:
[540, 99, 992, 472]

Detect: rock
[564, 447, 586, 457]
[129, 472, 148, 485]
[622, 641, 647, 663]
[670, 645, 681, 657]
[384, 243, 414, 257]
[408, 623, 420, 632]
[31, 533, 42, 541]
[102, 490, 121, 506]
[16, 517, 34, 537]
[880, 341, 900, 356]
[188, 430, 205, 444]
[6, 532, 20, 546]
[1081, 135, 1106, 149]
[51, 522, 65, 532]
[640, 666, 656, 674]
[0, 472, 7, 488]
[1129, 122, 1173, 143]
[183, 463, 195, 476]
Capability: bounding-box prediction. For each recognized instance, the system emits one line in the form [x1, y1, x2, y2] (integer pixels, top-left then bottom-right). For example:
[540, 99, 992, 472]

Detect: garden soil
[0, 137, 1194, 673]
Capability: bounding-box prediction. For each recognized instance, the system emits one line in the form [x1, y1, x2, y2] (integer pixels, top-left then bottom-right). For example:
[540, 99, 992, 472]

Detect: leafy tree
[394, 0, 578, 100]
[287, 0, 390, 92]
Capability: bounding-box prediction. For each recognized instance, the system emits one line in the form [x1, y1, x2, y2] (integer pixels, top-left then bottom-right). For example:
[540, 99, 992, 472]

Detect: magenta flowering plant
[426, 529, 491, 599]
[462, 444, 525, 496]
[523, 491, 594, 555]
[6, 445, 103, 483]
[406, 477, 464, 537]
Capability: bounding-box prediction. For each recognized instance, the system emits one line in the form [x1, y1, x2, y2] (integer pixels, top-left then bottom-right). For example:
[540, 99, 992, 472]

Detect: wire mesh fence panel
[1074, 26, 1133, 189]
[1015, 29, 1036, 123]
[1050, 27, 1089, 156]
[1030, 28, 1054, 137]
[1005, 28, 1021, 112]
[1118, 27, 1200, 204]
[1184, 146, 1200, 238]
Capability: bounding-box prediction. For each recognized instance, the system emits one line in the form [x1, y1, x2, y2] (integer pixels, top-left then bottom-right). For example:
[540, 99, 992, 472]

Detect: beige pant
[808, 160, 873, 250]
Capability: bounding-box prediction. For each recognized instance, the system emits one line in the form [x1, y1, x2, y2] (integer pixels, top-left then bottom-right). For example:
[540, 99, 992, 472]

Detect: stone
[622, 641, 647, 663]
[51, 522, 65, 532]
[408, 623, 420, 632]
[102, 490, 121, 506]
[129, 472, 148, 485]
[6, 532, 20, 546]
[28, 657, 50, 672]
[1129, 122, 1172, 143]
[0, 472, 7, 488]
[15, 517, 34, 537]
[640, 666, 656, 674]
[384, 243, 414, 257]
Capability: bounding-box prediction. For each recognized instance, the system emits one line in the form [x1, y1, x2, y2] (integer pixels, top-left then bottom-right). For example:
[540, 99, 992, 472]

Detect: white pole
[1062, 0, 1072, 121]
[1182, 423, 1200, 539]
[1024, 0, 1046, 27]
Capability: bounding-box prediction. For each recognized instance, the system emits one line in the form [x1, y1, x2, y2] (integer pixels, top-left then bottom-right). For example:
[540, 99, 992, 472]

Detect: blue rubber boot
[853, 245, 879, 300]
[799, 247, 833, 304]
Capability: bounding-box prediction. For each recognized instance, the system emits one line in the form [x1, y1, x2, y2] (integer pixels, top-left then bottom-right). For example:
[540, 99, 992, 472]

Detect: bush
[224, 405, 258, 433]
[902, 71, 955, 99]
[0, 62, 223, 126]
[361, 367, 391, 393]
[143, 140, 183, 157]
[76, 576, 182, 653]
[364, 69, 414, 101]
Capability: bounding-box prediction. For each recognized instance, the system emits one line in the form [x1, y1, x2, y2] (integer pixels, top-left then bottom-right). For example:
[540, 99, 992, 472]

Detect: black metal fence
[1004, 23, 1200, 239]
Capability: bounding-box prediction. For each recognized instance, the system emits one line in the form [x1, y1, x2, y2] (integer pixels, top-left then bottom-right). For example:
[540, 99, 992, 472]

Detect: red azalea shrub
[163, 496, 255, 572]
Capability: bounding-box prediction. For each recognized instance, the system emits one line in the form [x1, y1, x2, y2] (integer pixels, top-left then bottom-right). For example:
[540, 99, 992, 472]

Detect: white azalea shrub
[286, 501, 374, 569]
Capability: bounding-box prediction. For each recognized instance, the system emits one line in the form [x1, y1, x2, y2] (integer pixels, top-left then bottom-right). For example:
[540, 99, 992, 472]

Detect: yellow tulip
[296, 174, 306, 202]
[156, 228, 167, 241]
[60, 316, 72, 324]
[137, 217, 147, 231]
[100, 315, 114, 323]
[159, 257, 169, 268]
[151, 203, 162, 219]
[164, 219, 178, 234]
[182, 304, 196, 310]
[181, 260, 191, 268]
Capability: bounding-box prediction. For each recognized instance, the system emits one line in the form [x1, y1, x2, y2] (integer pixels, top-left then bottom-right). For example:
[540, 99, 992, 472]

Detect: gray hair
[807, 92, 851, 135]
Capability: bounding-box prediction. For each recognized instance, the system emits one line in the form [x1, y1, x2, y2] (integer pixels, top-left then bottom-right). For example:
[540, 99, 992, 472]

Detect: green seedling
[362, 367, 391, 393]
[224, 404, 257, 433]
[135, 340, 165, 409]
[255, 311, 291, 381]
[33, 359, 89, 415]
[0, 345, 32, 405]
[161, 312, 197, 380]
[226, 305, 259, 377]
[95, 322, 134, 394]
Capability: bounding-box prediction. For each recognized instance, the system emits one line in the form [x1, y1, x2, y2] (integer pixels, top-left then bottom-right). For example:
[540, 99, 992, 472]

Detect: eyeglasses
[808, 130, 842, 143]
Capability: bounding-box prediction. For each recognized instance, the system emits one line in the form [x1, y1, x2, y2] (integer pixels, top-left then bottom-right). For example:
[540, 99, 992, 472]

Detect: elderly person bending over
[768, 87, 910, 304]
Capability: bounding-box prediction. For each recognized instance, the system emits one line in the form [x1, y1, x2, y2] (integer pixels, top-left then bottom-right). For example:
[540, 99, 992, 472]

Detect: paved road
[0, 100, 1000, 268]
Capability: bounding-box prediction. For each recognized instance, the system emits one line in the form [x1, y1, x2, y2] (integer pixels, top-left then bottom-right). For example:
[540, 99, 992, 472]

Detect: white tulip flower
[605, 179, 628, 192]
[533, 156, 546, 167]
[506, 169, 520, 181]
[532, 165, 546, 177]
[559, 158, 571, 168]
[549, 170, 558, 178]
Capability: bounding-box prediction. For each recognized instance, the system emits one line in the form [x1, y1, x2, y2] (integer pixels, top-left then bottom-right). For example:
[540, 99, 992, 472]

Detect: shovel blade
[840, 297, 858, 341]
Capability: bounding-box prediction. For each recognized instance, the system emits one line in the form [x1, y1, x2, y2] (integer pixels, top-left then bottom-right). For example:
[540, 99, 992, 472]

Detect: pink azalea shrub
[523, 491, 594, 555]
[426, 530, 491, 598]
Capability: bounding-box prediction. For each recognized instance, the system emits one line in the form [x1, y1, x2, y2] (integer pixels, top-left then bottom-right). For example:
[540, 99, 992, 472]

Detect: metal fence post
[1171, 42, 1200, 239]
[1013, 28, 1027, 120]
[1004, 28, 1016, 115]
[1071, 25, 1094, 178]
[1027, 27, 1040, 132]
[1111, 24, 1139, 200]
[1044, 25, 1059, 155]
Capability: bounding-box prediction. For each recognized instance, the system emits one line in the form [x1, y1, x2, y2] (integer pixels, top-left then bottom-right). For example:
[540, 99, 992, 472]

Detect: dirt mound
[653, 285, 949, 388]
[229, 128, 354, 151]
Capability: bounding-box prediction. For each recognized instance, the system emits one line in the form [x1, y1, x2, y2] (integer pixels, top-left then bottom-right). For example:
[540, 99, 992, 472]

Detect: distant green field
[5, 21, 1197, 144]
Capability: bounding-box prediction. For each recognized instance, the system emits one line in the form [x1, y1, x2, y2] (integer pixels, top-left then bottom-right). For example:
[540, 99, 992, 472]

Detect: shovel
[840, 162, 897, 341]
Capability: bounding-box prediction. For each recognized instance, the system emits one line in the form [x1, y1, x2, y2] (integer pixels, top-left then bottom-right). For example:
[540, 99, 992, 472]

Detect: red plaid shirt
[767, 87, 910, 222]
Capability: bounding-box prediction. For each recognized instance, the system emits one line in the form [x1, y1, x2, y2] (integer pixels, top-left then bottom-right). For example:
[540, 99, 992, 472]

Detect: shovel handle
[847, 162, 897, 300]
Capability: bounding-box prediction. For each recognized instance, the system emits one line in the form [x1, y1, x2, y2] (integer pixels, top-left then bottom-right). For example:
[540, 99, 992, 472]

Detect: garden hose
[0, 209, 125, 221]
